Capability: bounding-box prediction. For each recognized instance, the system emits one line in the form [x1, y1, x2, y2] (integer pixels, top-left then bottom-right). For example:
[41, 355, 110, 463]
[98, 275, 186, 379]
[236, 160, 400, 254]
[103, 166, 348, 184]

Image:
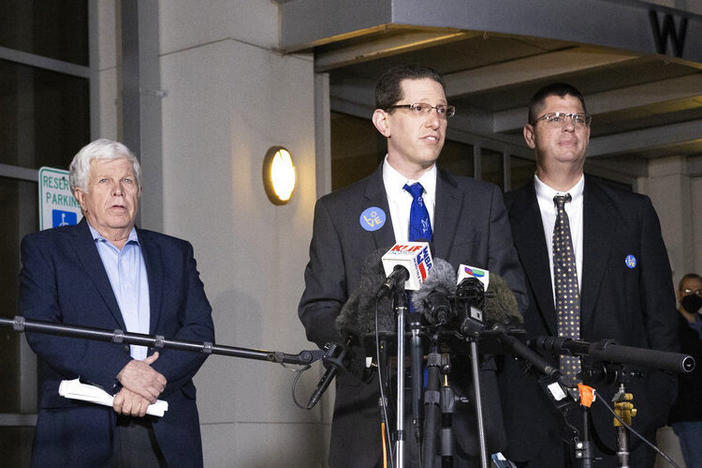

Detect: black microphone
[482, 273, 559, 377]
[411, 258, 456, 326]
[483, 273, 523, 328]
[336, 248, 395, 340]
[335, 248, 395, 379]
[456, 275, 487, 336]
[307, 342, 347, 409]
[457, 276, 486, 310]
[533, 336, 696, 374]
[378, 265, 410, 298]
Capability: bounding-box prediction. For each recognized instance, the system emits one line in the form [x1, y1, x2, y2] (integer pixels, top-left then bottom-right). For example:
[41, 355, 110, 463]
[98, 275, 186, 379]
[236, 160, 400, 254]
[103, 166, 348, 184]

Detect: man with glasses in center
[299, 64, 527, 467]
[499, 82, 678, 467]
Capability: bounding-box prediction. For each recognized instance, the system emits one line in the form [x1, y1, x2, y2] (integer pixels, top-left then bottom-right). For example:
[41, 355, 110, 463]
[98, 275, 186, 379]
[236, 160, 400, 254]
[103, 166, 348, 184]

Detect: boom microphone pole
[533, 336, 695, 374]
[1, 316, 324, 365]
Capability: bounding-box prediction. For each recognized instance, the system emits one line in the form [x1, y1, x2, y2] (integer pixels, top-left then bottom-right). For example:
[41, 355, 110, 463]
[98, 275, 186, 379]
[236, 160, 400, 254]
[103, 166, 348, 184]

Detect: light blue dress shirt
[88, 224, 150, 360]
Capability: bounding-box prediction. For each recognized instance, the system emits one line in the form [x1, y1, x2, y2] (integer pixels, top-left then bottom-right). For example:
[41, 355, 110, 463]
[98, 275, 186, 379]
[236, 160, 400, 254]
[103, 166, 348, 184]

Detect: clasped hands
[113, 352, 167, 417]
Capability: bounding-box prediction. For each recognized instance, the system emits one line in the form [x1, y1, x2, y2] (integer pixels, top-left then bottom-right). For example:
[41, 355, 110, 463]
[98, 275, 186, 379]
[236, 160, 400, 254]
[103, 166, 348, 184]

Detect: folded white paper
[59, 378, 168, 417]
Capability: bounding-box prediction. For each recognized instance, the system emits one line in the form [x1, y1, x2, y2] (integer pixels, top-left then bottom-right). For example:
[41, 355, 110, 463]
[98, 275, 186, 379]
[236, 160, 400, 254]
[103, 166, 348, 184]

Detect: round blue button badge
[625, 254, 637, 269]
[360, 207, 386, 232]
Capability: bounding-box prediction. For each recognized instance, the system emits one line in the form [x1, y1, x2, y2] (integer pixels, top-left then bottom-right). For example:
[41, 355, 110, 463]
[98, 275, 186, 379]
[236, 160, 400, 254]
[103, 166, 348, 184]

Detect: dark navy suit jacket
[20, 218, 214, 467]
[499, 176, 678, 466]
[299, 165, 528, 467]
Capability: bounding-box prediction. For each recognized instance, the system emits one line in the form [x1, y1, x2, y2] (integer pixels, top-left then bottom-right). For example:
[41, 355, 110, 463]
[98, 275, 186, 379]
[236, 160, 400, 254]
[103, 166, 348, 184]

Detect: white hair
[69, 138, 141, 192]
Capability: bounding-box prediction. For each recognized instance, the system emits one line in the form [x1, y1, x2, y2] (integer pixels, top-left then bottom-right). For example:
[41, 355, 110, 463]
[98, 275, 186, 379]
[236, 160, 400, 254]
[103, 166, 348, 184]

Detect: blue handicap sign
[52, 210, 77, 227]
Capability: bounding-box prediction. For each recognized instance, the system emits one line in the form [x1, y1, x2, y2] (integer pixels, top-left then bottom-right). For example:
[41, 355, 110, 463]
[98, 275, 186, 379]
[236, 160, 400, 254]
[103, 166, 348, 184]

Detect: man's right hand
[116, 352, 167, 403]
[113, 387, 152, 417]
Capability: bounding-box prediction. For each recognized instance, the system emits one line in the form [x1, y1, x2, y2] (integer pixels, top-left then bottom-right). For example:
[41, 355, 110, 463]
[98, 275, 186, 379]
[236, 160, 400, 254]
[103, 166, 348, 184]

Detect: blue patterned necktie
[404, 182, 433, 242]
[553, 194, 581, 385]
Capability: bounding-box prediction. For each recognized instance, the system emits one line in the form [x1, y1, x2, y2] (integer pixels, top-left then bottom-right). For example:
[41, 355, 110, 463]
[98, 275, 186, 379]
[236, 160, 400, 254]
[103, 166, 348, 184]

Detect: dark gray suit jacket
[499, 176, 678, 466]
[299, 164, 527, 467]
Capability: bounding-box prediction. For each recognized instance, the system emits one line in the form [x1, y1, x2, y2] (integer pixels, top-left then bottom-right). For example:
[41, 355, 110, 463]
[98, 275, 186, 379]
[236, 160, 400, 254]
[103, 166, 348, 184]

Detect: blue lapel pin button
[360, 207, 386, 232]
[625, 254, 637, 269]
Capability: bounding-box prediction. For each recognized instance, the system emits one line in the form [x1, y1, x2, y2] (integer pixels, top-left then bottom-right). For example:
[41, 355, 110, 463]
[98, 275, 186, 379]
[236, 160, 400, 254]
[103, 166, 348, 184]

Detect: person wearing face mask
[669, 273, 702, 468]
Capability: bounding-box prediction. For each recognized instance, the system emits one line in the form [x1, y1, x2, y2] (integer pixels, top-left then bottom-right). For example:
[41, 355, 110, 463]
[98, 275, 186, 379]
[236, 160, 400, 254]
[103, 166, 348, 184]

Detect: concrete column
[646, 155, 694, 283]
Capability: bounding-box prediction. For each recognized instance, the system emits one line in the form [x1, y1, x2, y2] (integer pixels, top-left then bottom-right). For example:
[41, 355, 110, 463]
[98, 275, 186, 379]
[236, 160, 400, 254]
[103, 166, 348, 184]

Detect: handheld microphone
[378, 242, 433, 296]
[411, 258, 456, 326]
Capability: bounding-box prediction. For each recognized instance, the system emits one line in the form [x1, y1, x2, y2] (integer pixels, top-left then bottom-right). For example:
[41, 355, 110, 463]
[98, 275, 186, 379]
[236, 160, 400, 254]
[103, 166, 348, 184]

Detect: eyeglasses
[532, 112, 592, 128]
[387, 103, 456, 118]
[682, 288, 702, 297]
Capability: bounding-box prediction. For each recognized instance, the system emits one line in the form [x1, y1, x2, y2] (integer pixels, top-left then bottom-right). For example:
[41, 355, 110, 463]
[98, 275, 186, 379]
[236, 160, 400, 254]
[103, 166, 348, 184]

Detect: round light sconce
[262, 146, 296, 205]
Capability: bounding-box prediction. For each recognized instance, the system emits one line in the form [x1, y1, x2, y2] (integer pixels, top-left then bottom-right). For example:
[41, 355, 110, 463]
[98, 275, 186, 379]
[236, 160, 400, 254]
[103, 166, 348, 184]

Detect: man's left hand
[116, 352, 167, 403]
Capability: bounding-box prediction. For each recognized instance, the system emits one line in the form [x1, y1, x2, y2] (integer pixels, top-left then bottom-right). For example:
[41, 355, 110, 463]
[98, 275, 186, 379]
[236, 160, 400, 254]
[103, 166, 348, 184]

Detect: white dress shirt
[534, 174, 584, 305]
[382, 156, 437, 243]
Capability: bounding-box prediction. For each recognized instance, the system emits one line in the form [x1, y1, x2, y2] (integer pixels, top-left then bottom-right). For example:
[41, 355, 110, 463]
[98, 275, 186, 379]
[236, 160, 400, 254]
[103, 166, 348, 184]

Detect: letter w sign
[649, 10, 688, 57]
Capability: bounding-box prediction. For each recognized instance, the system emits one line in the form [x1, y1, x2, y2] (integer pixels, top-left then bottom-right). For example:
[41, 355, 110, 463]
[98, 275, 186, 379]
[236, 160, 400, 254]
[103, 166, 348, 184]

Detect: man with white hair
[20, 138, 214, 467]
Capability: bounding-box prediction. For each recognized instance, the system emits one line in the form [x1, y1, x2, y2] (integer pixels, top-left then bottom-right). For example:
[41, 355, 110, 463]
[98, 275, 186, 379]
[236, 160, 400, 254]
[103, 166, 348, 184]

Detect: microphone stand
[409, 310, 423, 447]
[612, 383, 634, 468]
[468, 338, 489, 468]
[422, 338, 441, 468]
[440, 351, 456, 467]
[0, 315, 335, 399]
[392, 286, 409, 468]
[1, 316, 324, 365]
[577, 402, 594, 468]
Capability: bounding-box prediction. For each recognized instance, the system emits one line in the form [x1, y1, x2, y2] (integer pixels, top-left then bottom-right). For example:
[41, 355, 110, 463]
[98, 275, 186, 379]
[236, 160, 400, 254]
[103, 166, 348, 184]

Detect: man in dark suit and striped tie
[499, 83, 678, 467]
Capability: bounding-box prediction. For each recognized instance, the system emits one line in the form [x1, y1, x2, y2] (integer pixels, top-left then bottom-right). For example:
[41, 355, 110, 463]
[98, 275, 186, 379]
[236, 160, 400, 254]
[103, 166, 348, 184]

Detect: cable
[595, 396, 682, 468]
[290, 364, 312, 410]
[381, 421, 388, 468]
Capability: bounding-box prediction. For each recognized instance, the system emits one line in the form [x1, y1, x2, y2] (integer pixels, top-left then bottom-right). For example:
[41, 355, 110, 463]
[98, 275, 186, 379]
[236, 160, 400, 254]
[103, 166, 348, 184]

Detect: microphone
[380, 265, 410, 297]
[455, 264, 489, 336]
[378, 242, 433, 296]
[335, 248, 395, 379]
[307, 342, 347, 409]
[411, 258, 456, 326]
[483, 273, 523, 328]
[337, 248, 395, 340]
[533, 336, 696, 374]
[457, 264, 489, 292]
[479, 272, 558, 376]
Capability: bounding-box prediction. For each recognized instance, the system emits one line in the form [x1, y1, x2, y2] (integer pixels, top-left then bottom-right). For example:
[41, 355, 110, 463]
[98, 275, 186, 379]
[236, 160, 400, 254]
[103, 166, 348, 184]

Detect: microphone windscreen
[336, 247, 394, 340]
[410, 257, 456, 312]
[484, 273, 523, 327]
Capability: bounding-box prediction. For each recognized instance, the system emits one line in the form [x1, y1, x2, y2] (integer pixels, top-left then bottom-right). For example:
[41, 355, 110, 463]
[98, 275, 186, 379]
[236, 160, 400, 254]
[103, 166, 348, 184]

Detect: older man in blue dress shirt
[20, 138, 214, 467]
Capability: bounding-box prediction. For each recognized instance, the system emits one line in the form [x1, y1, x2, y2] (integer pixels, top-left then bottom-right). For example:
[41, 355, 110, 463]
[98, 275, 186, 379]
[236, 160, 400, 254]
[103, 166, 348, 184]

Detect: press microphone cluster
[334, 243, 435, 378]
[409, 260, 525, 333]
